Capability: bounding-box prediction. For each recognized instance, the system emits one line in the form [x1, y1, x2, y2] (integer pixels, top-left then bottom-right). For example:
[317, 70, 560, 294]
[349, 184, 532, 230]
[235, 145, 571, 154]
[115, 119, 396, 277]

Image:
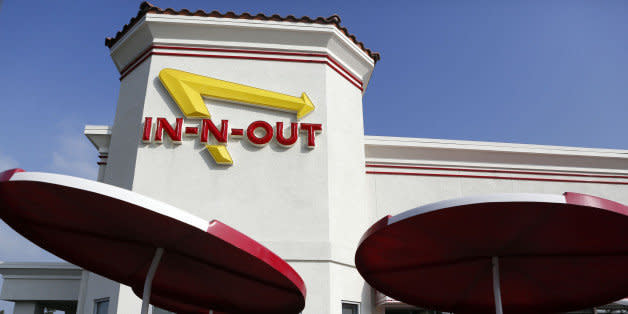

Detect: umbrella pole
[141, 248, 164, 314]
[492, 256, 504, 314]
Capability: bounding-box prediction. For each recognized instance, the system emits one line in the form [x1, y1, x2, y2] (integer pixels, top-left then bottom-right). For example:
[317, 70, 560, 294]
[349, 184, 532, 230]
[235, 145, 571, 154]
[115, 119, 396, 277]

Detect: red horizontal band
[153, 45, 326, 60]
[119, 45, 153, 74]
[118, 45, 363, 91]
[151, 45, 364, 84]
[365, 171, 628, 185]
[366, 164, 628, 179]
[119, 51, 153, 80]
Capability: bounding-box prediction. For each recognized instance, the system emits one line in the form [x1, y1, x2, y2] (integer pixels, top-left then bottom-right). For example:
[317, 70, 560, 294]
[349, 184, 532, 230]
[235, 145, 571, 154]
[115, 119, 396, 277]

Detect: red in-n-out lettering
[142, 117, 153, 142]
[247, 121, 274, 146]
[154, 117, 183, 143]
[276, 122, 299, 147]
[142, 117, 322, 148]
[201, 119, 228, 143]
[299, 123, 322, 148]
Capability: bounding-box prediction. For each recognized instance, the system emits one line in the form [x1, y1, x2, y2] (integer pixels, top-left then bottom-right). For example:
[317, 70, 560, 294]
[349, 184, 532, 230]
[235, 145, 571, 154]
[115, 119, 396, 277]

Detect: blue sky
[1, 0, 628, 312]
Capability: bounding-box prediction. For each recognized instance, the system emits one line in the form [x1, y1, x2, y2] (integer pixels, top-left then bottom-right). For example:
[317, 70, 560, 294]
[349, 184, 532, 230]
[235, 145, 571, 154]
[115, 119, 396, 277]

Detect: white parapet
[0, 262, 81, 302]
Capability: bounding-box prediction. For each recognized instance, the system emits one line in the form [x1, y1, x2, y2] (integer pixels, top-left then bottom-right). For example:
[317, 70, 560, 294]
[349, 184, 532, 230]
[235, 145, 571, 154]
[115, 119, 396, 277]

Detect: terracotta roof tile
[105, 1, 380, 63]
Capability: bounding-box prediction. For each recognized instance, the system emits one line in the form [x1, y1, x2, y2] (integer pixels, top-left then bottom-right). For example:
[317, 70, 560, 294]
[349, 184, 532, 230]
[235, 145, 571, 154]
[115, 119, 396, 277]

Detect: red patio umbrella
[0, 169, 306, 314]
[356, 193, 628, 314]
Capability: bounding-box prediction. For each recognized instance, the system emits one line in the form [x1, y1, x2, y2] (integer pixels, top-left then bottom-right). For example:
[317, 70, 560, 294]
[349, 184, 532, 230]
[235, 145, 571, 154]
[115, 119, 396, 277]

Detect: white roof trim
[365, 135, 628, 158]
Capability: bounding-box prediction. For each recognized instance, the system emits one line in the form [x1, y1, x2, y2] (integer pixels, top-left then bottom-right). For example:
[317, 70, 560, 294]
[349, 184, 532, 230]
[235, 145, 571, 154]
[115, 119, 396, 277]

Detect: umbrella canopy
[356, 193, 628, 314]
[0, 169, 305, 314]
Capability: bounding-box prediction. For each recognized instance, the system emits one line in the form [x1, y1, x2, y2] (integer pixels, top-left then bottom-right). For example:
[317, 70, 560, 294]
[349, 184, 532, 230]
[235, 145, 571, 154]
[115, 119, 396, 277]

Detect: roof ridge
[105, 1, 380, 63]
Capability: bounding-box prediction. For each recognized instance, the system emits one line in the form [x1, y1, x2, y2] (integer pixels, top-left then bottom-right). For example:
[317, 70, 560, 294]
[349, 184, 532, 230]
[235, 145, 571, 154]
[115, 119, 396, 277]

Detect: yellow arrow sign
[159, 68, 315, 119]
[158, 68, 317, 166]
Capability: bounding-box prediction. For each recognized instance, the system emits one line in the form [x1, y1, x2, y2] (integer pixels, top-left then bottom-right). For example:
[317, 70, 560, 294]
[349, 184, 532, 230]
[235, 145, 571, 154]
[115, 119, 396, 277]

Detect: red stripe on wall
[119, 52, 153, 80]
[119, 45, 153, 74]
[325, 61, 363, 90]
[365, 171, 628, 185]
[365, 164, 628, 179]
[154, 51, 327, 64]
[325, 55, 363, 85]
[151, 45, 364, 85]
[118, 45, 364, 90]
[153, 45, 327, 58]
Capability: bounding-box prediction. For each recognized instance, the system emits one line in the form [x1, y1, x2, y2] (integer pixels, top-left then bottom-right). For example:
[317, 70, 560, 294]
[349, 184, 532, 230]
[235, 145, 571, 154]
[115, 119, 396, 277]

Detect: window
[94, 298, 109, 314]
[152, 307, 175, 314]
[342, 302, 360, 314]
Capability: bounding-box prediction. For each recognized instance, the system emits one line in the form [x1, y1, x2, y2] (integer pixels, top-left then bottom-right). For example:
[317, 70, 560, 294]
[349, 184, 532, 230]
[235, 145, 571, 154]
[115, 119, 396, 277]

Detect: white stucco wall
[86, 12, 376, 314]
[365, 136, 628, 220]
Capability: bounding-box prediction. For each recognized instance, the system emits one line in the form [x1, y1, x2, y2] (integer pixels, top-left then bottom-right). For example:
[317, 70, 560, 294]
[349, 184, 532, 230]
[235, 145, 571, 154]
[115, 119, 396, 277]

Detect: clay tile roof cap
[105, 1, 380, 63]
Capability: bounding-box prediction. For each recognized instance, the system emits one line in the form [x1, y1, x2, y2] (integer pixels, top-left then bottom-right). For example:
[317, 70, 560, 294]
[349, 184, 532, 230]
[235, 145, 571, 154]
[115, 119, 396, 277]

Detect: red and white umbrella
[356, 193, 628, 314]
[0, 169, 306, 314]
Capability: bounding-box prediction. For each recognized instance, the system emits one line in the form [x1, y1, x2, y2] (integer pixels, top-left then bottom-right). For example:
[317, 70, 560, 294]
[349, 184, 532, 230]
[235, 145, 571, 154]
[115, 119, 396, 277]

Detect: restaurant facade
[1, 3, 628, 314]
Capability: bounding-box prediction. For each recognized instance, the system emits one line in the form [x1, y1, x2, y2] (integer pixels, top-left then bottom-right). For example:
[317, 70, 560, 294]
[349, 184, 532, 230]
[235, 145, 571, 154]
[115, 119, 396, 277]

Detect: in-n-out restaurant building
[1, 3, 627, 314]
